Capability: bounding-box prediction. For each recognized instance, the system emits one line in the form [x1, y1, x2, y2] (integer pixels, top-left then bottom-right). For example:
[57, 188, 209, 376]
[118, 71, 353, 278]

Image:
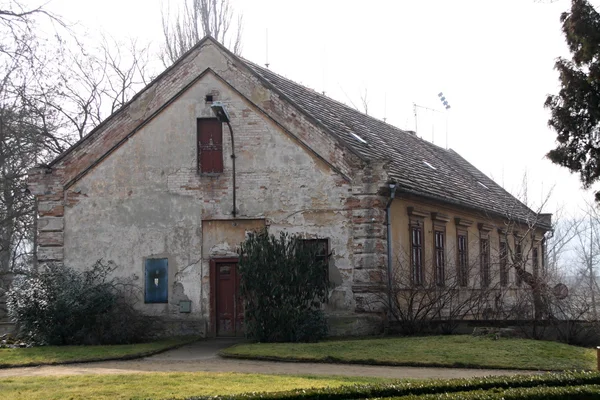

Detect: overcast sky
[41, 0, 588, 217]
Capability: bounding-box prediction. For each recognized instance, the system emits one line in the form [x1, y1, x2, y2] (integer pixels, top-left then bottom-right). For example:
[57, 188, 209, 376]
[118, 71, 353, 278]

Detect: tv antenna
[413, 92, 452, 148]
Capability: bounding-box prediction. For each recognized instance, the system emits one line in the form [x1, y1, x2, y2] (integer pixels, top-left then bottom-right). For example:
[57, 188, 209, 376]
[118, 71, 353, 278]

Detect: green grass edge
[218, 347, 558, 372]
[0, 336, 200, 369]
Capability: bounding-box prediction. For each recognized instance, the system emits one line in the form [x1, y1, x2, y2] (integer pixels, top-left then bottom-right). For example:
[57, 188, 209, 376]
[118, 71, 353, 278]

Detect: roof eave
[394, 186, 553, 232]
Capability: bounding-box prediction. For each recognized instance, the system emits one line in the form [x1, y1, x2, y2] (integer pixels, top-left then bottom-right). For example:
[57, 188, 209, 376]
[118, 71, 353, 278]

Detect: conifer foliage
[546, 0, 600, 200]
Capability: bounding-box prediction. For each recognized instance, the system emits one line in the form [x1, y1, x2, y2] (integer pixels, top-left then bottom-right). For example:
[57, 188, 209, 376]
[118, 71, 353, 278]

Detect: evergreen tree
[546, 0, 600, 200]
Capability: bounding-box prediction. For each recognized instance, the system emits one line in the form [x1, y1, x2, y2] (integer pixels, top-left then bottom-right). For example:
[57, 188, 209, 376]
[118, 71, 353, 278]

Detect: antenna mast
[265, 28, 270, 68]
[413, 103, 417, 134]
[383, 92, 387, 122]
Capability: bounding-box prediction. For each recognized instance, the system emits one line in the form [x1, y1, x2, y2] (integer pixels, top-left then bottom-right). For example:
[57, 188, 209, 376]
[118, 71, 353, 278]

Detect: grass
[0, 336, 198, 368]
[220, 335, 597, 371]
[0, 372, 389, 400]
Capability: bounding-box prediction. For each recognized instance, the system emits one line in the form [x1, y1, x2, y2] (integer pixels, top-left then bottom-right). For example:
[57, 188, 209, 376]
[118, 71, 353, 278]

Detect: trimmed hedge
[397, 384, 600, 399]
[184, 371, 600, 400]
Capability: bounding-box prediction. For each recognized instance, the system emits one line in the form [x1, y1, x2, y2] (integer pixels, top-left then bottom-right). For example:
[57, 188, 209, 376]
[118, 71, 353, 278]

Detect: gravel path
[0, 339, 540, 380]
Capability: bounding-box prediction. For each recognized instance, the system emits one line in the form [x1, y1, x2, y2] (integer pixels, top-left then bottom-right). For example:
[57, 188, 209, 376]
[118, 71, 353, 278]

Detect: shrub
[184, 371, 600, 400]
[238, 230, 330, 342]
[295, 309, 328, 343]
[7, 260, 154, 345]
[399, 385, 600, 399]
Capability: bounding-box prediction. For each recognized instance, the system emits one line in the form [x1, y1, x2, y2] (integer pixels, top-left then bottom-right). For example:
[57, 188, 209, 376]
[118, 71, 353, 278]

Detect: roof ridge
[242, 58, 410, 136]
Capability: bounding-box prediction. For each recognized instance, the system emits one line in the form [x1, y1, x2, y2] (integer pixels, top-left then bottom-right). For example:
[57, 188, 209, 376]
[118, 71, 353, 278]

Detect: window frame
[478, 223, 492, 289]
[434, 228, 446, 287]
[300, 238, 330, 282]
[457, 231, 469, 287]
[430, 212, 449, 287]
[144, 258, 169, 304]
[411, 224, 424, 286]
[480, 237, 490, 288]
[499, 239, 509, 287]
[407, 208, 428, 286]
[532, 245, 539, 278]
[197, 118, 224, 174]
[541, 237, 547, 274]
[515, 237, 523, 287]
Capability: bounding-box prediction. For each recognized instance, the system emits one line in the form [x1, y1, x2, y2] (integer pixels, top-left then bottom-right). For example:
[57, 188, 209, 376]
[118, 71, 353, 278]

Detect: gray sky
[45, 0, 586, 216]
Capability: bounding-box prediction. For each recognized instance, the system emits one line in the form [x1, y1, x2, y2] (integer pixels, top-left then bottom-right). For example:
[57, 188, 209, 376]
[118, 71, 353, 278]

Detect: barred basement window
[145, 258, 168, 303]
[434, 230, 445, 286]
[457, 232, 468, 287]
[411, 226, 424, 285]
[197, 118, 223, 173]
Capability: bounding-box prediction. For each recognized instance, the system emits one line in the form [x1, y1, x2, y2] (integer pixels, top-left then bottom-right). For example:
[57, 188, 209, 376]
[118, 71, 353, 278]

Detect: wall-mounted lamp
[210, 101, 237, 217]
[210, 101, 231, 123]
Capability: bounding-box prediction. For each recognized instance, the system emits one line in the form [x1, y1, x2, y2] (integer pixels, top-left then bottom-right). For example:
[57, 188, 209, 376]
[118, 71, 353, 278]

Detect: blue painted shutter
[145, 258, 168, 303]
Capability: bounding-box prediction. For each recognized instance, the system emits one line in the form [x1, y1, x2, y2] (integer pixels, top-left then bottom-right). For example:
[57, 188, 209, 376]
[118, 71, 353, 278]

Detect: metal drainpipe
[386, 184, 397, 323]
[225, 121, 236, 217]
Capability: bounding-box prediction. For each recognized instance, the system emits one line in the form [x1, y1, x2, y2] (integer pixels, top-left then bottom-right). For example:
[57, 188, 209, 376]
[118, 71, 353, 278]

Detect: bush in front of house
[238, 229, 330, 342]
[184, 371, 600, 400]
[7, 260, 154, 345]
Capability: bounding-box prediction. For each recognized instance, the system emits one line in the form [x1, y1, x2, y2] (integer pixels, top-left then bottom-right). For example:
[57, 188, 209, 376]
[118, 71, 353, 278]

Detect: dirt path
[0, 340, 539, 380]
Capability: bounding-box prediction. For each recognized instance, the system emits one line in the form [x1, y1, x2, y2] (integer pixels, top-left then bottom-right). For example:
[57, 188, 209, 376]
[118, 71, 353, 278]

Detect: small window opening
[301, 238, 331, 281]
[205, 94, 214, 103]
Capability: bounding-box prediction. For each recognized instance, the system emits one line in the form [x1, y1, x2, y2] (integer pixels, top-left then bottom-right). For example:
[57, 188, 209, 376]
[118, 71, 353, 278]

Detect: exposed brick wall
[345, 162, 390, 313]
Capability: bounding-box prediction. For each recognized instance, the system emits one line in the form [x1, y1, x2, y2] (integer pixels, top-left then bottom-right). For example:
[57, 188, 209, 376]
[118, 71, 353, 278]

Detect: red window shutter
[198, 119, 223, 173]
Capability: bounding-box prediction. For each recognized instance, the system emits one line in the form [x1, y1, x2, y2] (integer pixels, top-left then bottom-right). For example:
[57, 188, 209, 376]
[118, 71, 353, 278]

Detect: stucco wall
[390, 195, 546, 291]
[61, 71, 359, 335]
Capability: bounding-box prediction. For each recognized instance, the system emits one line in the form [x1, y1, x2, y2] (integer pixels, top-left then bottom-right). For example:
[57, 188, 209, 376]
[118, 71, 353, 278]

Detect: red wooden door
[215, 261, 243, 337]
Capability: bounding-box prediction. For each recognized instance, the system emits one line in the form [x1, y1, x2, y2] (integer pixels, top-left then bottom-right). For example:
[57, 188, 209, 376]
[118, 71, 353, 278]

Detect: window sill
[199, 172, 224, 177]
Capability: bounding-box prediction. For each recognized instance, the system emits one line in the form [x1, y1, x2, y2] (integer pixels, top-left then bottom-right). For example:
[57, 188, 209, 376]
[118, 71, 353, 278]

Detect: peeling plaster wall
[62, 72, 358, 335]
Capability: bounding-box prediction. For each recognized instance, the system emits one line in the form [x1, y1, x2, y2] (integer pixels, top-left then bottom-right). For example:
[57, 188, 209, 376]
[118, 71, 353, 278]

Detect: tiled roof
[244, 60, 546, 227]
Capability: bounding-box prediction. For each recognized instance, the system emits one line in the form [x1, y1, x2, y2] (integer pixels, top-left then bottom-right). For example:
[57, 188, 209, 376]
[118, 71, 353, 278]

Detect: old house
[27, 37, 551, 337]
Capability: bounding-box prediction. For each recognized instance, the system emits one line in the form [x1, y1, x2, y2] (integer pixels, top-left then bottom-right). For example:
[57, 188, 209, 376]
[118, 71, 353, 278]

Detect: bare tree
[360, 88, 369, 116]
[43, 35, 153, 141]
[0, 2, 153, 323]
[161, 0, 243, 66]
[0, 1, 71, 321]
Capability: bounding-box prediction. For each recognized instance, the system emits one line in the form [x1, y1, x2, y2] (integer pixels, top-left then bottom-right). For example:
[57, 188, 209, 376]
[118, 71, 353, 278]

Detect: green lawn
[0, 336, 198, 368]
[220, 335, 596, 371]
[0, 372, 388, 400]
